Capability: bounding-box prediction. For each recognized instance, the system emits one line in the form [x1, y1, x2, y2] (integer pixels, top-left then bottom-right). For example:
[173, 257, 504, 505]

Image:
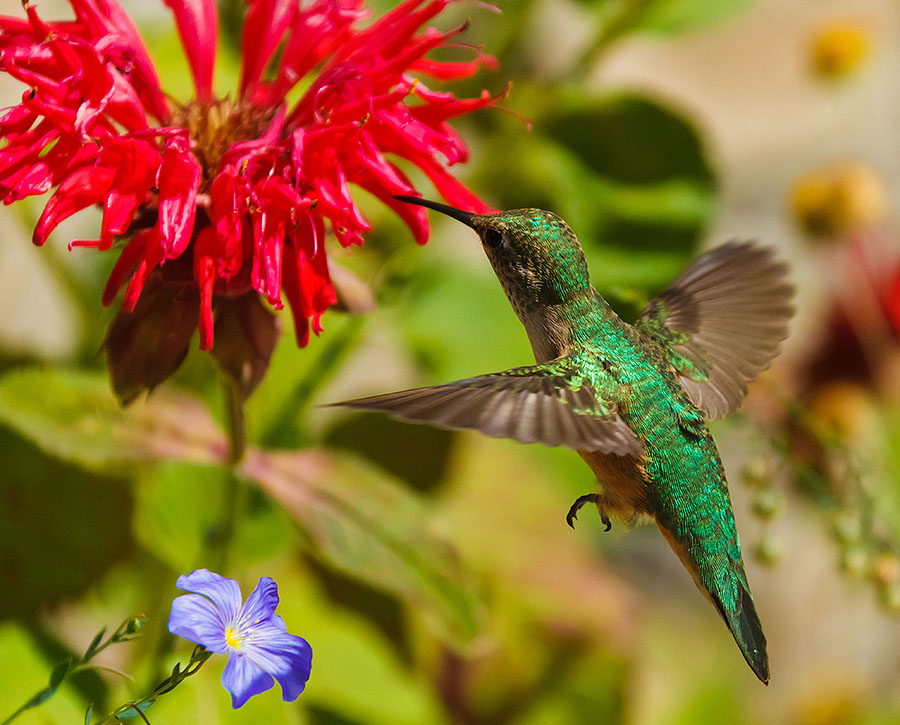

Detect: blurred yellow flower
[790, 161, 887, 238]
[811, 22, 870, 79]
[807, 380, 877, 443]
[871, 553, 900, 587]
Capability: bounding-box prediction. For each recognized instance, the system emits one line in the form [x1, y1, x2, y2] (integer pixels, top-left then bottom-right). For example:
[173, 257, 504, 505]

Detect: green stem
[214, 377, 249, 572]
[91, 647, 212, 725]
[1, 616, 145, 725]
[574, 0, 660, 75]
[225, 379, 247, 467]
[71, 665, 134, 681]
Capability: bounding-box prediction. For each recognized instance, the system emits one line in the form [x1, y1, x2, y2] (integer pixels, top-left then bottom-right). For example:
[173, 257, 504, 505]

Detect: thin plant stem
[214, 376, 249, 572]
[575, 0, 660, 75]
[225, 378, 247, 466]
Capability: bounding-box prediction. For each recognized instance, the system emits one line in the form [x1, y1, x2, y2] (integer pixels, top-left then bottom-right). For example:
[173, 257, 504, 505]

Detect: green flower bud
[741, 457, 773, 489]
[840, 545, 868, 577]
[833, 513, 861, 544]
[754, 534, 784, 567]
[879, 582, 900, 614]
[752, 490, 784, 521]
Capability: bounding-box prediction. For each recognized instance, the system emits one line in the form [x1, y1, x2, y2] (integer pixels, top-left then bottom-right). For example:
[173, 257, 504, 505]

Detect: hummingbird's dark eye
[484, 228, 503, 248]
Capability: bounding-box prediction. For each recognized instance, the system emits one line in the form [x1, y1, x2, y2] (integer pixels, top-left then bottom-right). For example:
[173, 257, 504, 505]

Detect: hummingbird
[336, 196, 793, 684]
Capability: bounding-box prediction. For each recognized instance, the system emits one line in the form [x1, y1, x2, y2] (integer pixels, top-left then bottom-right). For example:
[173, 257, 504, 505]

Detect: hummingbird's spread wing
[332, 362, 643, 456]
[636, 241, 793, 419]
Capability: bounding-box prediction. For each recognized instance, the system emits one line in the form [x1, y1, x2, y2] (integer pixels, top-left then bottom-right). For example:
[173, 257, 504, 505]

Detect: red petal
[239, 0, 297, 97]
[157, 136, 201, 258]
[4, 163, 54, 200]
[209, 170, 247, 280]
[98, 139, 160, 248]
[356, 170, 429, 245]
[162, 0, 218, 103]
[72, 0, 170, 120]
[282, 213, 335, 346]
[281, 268, 311, 347]
[411, 53, 499, 80]
[271, 0, 366, 100]
[193, 229, 218, 350]
[249, 176, 300, 306]
[122, 227, 164, 310]
[33, 163, 116, 245]
[102, 231, 149, 306]
[411, 86, 499, 124]
[0, 105, 37, 136]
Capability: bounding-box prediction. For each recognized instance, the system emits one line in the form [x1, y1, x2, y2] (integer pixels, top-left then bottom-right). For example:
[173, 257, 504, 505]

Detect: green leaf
[18, 658, 71, 712]
[629, 0, 753, 35]
[242, 449, 483, 647]
[270, 564, 448, 725]
[48, 659, 71, 690]
[0, 367, 226, 471]
[82, 628, 107, 662]
[0, 427, 135, 620]
[84, 704, 93, 725]
[254, 315, 365, 449]
[325, 413, 456, 494]
[580, 0, 754, 37]
[114, 699, 154, 720]
[542, 93, 713, 187]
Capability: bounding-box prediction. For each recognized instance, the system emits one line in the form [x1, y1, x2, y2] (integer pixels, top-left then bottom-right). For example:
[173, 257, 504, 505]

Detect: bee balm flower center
[171, 98, 277, 185]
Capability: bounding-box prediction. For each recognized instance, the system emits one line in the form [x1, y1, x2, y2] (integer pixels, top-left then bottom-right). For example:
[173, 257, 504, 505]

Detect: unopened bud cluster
[741, 456, 785, 567]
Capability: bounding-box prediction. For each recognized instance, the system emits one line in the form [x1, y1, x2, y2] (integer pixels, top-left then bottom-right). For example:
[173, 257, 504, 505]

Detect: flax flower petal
[174, 569, 243, 622]
[240, 577, 280, 625]
[222, 652, 274, 708]
[240, 622, 312, 702]
[169, 593, 230, 655]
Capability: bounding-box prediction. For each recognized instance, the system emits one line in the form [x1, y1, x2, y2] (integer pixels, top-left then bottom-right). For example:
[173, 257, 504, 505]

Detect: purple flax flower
[168, 569, 311, 708]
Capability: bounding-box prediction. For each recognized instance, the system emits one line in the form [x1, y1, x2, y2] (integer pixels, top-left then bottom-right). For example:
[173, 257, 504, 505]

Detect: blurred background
[2, 0, 900, 722]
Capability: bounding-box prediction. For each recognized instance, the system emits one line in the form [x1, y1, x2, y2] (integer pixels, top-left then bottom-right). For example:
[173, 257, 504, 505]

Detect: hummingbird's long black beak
[394, 195, 475, 227]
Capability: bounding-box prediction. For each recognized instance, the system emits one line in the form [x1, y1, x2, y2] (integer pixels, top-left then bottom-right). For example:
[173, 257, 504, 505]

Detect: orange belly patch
[578, 450, 652, 522]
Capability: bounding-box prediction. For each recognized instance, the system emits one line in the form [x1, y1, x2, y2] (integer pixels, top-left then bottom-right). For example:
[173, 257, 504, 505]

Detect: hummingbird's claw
[566, 493, 601, 529]
[601, 513, 612, 532]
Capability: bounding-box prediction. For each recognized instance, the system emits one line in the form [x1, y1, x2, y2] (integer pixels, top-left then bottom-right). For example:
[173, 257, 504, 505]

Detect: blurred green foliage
[4, 0, 900, 723]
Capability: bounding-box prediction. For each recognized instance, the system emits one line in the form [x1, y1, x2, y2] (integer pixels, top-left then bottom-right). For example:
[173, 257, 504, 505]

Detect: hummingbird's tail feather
[712, 574, 769, 685]
[657, 522, 769, 684]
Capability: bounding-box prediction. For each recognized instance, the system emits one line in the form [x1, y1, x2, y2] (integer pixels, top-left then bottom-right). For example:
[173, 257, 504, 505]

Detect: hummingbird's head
[396, 197, 592, 316]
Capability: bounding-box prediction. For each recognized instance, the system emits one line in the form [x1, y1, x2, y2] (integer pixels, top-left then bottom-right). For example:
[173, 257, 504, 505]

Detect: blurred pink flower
[0, 0, 497, 355]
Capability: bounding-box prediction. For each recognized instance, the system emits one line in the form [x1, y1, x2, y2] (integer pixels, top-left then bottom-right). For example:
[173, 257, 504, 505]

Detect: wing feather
[638, 241, 794, 419]
[333, 360, 643, 455]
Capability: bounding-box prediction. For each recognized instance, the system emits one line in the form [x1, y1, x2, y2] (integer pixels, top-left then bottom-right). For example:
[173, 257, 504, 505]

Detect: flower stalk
[213, 375, 250, 572]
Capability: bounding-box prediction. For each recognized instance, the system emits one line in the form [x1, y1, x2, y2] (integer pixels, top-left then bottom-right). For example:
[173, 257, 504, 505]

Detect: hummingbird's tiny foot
[566, 493, 600, 529]
[601, 513, 612, 532]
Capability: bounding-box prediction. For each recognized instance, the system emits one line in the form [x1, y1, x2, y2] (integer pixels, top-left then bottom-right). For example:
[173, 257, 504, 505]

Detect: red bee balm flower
[0, 0, 497, 400]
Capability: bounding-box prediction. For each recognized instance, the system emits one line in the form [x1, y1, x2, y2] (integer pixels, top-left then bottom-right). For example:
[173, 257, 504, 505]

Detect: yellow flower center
[169, 98, 277, 189]
[225, 625, 245, 651]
